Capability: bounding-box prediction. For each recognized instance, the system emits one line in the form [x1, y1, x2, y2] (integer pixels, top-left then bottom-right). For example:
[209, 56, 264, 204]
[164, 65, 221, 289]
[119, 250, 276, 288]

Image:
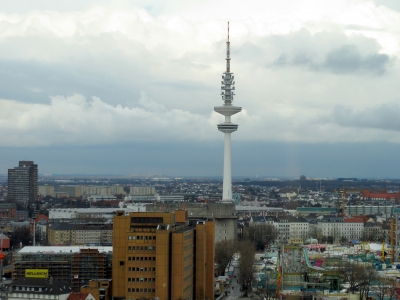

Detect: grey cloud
[269, 45, 391, 75]
[265, 29, 393, 75]
[328, 102, 400, 131]
[324, 45, 390, 75]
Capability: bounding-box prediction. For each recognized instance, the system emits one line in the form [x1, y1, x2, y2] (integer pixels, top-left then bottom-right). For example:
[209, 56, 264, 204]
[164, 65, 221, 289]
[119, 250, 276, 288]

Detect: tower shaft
[223, 132, 232, 200]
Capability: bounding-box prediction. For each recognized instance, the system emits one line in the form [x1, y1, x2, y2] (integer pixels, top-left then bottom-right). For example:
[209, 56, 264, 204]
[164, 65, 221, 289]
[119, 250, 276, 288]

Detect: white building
[317, 216, 364, 243]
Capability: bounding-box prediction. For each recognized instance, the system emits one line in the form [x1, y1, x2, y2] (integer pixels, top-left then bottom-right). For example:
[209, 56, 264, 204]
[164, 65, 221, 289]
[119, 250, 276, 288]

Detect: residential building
[0, 202, 17, 219]
[58, 186, 82, 198]
[38, 185, 55, 197]
[7, 161, 38, 207]
[275, 216, 309, 244]
[48, 223, 113, 246]
[7, 277, 72, 300]
[129, 186, 156, 196]
[67, 292, 96, 300]
[80, 279, 112, 300]
[112, 210, 215, 300]
[317, 216, 364, 243]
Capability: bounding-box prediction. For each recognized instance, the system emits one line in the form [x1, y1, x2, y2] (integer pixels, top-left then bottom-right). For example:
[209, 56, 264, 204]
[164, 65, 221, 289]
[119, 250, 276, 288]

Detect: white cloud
[1, 0, 400, 148]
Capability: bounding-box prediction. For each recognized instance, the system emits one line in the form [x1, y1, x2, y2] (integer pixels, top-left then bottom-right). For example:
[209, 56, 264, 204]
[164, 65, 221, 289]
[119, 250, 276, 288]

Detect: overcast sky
[1, 0, 400, 178]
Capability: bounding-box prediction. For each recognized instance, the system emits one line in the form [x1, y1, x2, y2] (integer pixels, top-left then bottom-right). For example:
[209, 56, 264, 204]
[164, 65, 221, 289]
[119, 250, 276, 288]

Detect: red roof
[362, 191, 400, 199]
[67, 292, 91, 300]
[344, 217, 364, 223]
[35, 214, 49, 222]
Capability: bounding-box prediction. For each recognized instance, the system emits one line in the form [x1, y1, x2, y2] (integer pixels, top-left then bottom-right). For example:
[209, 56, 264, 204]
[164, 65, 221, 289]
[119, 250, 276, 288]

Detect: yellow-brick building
[112, 210, 214, 300]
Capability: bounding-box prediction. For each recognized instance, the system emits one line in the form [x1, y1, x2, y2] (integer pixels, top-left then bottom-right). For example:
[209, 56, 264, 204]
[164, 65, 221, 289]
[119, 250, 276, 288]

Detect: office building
[112, 210, 215, 300]
[8, 161, 38, 207]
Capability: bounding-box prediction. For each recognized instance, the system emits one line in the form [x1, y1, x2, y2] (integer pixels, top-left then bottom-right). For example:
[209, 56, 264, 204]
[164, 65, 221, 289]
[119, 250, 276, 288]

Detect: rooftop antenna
[226, 21, 230, 73]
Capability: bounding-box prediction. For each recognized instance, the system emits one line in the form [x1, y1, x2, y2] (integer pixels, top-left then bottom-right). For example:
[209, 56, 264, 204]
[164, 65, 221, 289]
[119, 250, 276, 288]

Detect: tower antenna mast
[214, 22, 242, 202]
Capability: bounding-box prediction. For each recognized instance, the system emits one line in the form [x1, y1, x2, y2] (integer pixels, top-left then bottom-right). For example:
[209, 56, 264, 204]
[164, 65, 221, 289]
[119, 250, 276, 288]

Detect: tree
[374, 277, 397, 300]
[338, 262, 377, 296]
[310, 227, 324, 242]
[238, 240, 256, 296]
[253, 279, 276, 300]
[215, 239, 238, 276]
[358, 265, 377, 300]
[245, 224, 278, 251]
[10, 227, 32, 249]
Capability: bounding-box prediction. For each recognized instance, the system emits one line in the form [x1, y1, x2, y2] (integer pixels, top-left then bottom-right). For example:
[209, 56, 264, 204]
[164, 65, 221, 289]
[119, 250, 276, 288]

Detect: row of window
[184, 244, 194, 251]
[127, 288, 156, 293]
[128, 267, 156, 272]
[128, 277, 155, 282]
[128, 235, 156, 240]
[184, 233, 194, 240]
[10, 293, 57, 299]
[128, 246, 156, 251]
[128, 256, 156, 261]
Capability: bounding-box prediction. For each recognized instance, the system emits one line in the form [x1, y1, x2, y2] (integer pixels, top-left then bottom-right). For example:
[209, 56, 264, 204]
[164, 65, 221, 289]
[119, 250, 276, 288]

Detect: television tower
[214, 22, 242, 203]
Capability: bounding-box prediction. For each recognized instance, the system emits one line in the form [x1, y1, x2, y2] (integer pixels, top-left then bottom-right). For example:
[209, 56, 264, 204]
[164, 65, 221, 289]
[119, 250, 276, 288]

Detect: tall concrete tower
[214, 22, 242, 203]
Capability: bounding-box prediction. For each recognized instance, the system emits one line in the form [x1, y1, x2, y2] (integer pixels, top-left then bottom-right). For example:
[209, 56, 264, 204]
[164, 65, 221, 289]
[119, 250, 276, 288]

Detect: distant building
[0, 202, 17, 219]
[129, 186, 156, 196]
[38, 185, 55, 197]
[112, 210, 215, 300]
[0, 233, 10, 251]
[317, 216, 364, 243]
[361, 190, 400, 202]
[48, 223, 113, 246]
[147, 202, 238, 242]
[58, 186, 82, 198]
[7, 161, 38, 207]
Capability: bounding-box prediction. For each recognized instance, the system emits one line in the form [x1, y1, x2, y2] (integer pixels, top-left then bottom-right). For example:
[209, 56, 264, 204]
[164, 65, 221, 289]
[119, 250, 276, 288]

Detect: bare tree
[238, 239, 256, 296]
[215, 239, 238, 276]
[338, 262, 377, 297]
[337, 262, 363, 294]
[310, 227, 323, 242]
[358, 265, 377, 300]
[253, 279, 276, 300]
[374, 277, 397, 300]
[245, 224, 278, 251]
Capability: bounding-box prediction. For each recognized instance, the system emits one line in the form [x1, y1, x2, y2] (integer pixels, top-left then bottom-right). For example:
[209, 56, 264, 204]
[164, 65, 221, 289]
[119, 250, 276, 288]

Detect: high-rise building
[7, 161, 38, 207]
[214, 23, 241, 202]
[112, 210, 215, 300]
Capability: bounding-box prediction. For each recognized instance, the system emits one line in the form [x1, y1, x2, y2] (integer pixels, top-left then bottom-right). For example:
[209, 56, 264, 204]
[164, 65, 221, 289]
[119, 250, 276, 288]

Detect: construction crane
[342, 187, 346, 217]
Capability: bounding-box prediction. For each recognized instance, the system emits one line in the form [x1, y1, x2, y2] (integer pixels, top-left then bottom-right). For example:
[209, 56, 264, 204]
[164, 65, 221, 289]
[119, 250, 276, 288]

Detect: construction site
[13, 246, 112, 291]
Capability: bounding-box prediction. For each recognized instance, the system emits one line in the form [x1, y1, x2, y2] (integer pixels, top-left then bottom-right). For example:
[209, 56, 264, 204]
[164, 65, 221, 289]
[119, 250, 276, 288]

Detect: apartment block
[48, 223, 113, 246]
[129, 186, 156, 196]
[38, 185, 55, 197]
[112, 210, 214, 300]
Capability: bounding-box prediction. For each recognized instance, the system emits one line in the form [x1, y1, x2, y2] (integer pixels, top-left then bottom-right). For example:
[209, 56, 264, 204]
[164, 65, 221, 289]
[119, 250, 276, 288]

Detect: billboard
[25, 269, 49, 278]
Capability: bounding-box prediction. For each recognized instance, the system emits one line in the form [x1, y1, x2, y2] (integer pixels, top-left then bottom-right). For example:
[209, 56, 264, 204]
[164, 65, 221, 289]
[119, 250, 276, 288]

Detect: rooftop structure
[214, 22, 242, 202]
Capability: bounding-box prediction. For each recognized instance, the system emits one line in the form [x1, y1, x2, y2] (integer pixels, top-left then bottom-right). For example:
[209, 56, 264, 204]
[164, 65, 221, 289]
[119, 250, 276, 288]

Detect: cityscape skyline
[1, 1, 400, 178]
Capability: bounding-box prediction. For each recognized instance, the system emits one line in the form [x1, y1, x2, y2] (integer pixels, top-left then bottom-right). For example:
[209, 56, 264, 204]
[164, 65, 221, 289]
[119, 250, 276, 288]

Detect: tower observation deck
[214, 22, 242, 203]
